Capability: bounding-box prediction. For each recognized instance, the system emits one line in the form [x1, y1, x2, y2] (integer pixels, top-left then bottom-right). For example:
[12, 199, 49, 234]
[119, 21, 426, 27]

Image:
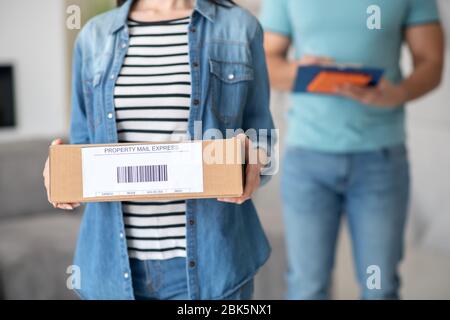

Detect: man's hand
[337, 23, 444, 108]
[217, 135, 267, 205]
[264, 31, 334, 91]
[336, 78, 408, 108]
[298, 54, 334, 67]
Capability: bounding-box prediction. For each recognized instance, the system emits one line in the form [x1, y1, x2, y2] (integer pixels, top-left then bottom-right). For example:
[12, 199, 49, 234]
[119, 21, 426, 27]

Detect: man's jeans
[281, 145, 410, 299]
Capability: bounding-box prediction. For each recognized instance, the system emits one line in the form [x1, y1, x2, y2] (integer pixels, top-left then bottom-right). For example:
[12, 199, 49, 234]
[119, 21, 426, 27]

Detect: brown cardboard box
[49, 138, 244, 203]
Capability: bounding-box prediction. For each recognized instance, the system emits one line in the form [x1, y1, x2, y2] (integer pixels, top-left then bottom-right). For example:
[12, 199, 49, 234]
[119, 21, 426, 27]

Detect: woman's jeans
[281, 145, 410, 300]
[130, 257, 254, 300]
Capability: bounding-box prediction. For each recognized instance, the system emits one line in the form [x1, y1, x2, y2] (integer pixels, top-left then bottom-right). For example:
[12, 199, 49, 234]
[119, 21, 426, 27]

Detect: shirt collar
[110, 0, 216, 34]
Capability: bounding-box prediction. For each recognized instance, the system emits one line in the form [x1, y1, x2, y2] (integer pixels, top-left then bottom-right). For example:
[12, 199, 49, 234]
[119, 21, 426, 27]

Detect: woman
[43, 0, 275, 300]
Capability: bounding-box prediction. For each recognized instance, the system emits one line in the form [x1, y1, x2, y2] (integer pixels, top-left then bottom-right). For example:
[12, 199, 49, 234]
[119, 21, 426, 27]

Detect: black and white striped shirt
[114, 17, 191, 260]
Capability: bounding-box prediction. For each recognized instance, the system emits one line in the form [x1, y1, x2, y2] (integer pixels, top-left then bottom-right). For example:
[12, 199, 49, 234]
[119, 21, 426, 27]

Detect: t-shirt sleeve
[405, 0, 440, 26]
[259, 0, 292, 37]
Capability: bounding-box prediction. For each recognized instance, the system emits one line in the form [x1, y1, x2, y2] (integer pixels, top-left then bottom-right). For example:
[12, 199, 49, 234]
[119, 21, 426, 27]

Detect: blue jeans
[130, 258, 254, 300]
[281, 145, 410, 300]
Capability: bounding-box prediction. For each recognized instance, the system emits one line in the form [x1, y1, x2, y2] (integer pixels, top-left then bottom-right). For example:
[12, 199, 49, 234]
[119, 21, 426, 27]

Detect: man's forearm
[266, 55, 298, 91]
[398, 60, 444, 103]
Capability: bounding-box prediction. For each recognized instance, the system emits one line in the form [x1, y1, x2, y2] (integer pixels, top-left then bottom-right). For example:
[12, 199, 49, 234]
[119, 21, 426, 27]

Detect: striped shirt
[114, 17, 191, 260]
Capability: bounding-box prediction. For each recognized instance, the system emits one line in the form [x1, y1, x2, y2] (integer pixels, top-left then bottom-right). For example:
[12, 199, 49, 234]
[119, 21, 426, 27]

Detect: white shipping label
[81, 142, 204, 198]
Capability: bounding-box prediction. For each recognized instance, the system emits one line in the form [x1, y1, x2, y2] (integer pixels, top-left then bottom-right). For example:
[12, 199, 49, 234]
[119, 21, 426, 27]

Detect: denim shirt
[70, 0, 275, 299]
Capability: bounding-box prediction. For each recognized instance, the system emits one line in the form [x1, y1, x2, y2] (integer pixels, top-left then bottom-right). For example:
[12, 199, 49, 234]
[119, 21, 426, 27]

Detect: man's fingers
[316, 57, 334, 65]
[337, 84, 371, 100]
[300, 55, 334, 66]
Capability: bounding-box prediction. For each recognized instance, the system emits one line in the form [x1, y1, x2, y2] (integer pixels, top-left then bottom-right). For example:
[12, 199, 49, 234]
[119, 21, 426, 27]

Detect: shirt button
[110, 74, 115, 80]
[191, 27, 196, 33]
[119, 232, 124, 238]
[189, 261, 196, 268]
[107, 113, 113, 119]
[189, 219, 195, 226]
[121, 42, 127, 49]
[193, 99, 200, 106]
[228, 74, 235, 80]
[193, 61, 199, 68]
[124, 272, 129, 279]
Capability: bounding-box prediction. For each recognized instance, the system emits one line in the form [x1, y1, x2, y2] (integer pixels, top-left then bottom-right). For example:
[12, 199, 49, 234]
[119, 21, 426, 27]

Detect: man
[260, 0, 444, 299]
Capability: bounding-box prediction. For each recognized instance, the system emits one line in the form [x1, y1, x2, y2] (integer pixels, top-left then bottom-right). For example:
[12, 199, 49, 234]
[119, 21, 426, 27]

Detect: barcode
[116, 165, 168, 184]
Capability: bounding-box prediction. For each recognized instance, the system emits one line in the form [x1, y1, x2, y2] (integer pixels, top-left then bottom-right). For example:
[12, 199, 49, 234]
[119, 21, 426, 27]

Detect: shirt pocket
[83, 72, 103, 130]
[209, 59, 254, 124]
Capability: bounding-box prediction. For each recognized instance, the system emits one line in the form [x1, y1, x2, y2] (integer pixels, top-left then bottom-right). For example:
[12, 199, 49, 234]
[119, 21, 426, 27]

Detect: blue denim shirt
[70, 0, 275, 299]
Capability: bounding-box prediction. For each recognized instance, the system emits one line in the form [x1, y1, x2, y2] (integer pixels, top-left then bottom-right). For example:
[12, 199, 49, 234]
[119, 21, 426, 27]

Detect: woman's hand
[336, 78, 408, 108]
[43, 138, 81, 210]
[217, 135, 266, 205]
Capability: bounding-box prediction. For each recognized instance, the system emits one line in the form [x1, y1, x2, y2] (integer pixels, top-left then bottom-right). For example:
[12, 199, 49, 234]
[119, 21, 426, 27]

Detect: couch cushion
[0, 139, 55, 218]
[0, 211, 82, 299]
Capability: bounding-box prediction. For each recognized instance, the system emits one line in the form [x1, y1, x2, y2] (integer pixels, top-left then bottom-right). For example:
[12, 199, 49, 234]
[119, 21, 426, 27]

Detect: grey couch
[0, 139, 81, 300]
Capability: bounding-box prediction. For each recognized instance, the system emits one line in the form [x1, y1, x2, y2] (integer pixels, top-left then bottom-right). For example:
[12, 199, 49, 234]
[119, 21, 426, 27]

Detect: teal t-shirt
[260, 0, 440, 152]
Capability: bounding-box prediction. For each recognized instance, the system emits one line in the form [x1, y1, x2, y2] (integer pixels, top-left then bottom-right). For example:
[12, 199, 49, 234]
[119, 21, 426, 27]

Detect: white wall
[0, 0, 67, 141]
[404, 0, 450, 252]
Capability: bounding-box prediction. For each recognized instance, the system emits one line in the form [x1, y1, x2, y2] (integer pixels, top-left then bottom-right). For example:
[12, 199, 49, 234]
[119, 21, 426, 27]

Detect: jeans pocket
[145, 259, 162, 292]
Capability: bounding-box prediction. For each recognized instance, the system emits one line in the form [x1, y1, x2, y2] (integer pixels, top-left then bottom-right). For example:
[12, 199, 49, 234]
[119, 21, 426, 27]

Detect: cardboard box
[49, 138, 244, 203]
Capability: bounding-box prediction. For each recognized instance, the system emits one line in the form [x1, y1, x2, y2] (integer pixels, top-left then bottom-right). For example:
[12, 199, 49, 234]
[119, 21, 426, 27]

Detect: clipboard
[293, 64, 384, 95]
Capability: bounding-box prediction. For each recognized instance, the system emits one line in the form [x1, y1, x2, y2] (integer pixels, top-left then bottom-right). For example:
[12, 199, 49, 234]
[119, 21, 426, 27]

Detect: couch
[0, 139, 81, 300]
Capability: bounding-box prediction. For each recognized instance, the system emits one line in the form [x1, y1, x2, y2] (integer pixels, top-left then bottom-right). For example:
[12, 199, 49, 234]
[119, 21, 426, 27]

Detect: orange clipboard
[307, 71, 373, 94]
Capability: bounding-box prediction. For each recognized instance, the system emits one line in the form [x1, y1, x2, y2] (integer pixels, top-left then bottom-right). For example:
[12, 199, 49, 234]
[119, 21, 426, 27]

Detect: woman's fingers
[52, 203, 81, 210]
[43, 157, 50, 199]
[217, 162, 261, 205]
[51, 138, 64, 146]
[217, 197, 250, 205]
[44, 138, 68, 209]
[217, 197, 238, 203]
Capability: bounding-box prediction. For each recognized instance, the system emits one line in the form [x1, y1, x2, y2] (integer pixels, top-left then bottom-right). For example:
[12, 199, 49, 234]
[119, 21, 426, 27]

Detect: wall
[405, 0, 450, 252]
[0, 0, 67, 141]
